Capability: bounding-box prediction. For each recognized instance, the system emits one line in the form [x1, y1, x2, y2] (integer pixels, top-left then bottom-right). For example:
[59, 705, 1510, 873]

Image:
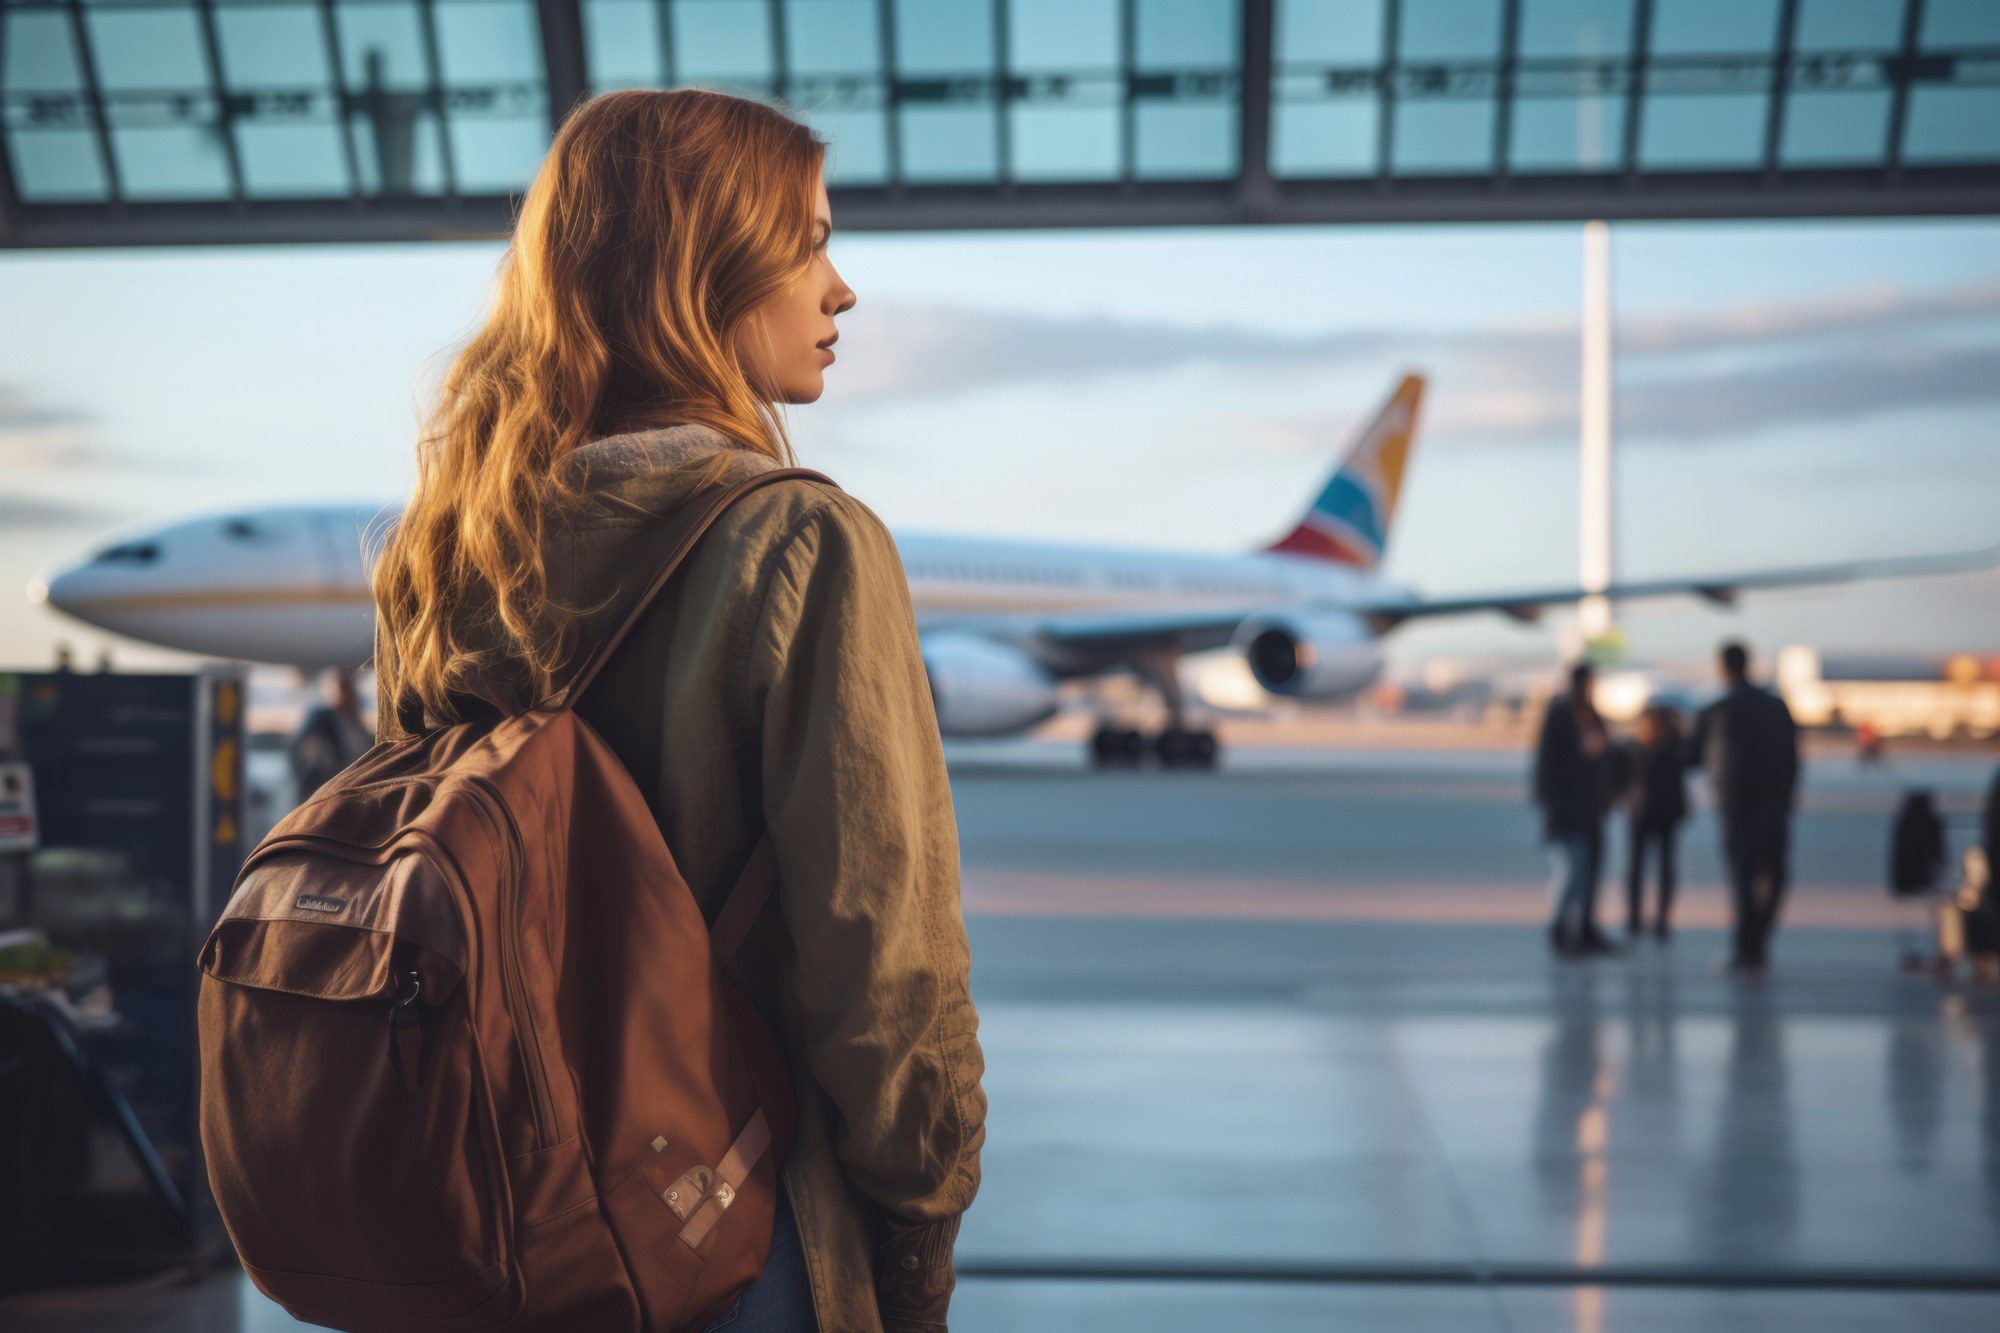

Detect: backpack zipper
[465, 776, 558, 1151]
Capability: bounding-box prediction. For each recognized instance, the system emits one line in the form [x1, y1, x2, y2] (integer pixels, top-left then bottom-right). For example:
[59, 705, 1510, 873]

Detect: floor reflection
[1695, 983, 1799, 1265]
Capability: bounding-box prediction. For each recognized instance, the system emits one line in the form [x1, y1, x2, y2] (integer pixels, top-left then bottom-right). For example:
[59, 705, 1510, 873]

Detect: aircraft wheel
[1155, 728, 1219, 770]
[1091, 726, 1145, 768]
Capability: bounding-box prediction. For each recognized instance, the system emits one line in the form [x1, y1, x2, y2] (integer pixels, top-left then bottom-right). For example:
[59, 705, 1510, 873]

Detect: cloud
[1618, 280, 2000, 355]
[824, 283, 2000, 445]
[0, 383, 93, 469]
[828, 303, 1332, 401]
[0, 495, 115, 528]
[1621, 343, 2000, 439]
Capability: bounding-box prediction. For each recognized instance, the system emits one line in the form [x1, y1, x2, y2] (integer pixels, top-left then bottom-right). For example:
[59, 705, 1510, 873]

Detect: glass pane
[1133, 99, 1234, 176]
[898, 104, 998, 179]
[1399, 0, 1502, 63]
[1510, 94, 1625, 170]
[111, 124, 233, 198]
[350, 105, 447, 192]
[1271, 98, 1378, 175]
[788, 0, 880, 78]
[1135, 0, 1237, 69]
[583, 0, 666, 89]
[1638, 92, 1767, 167]
[1793, 0, 1903, 52]
[86, 7, 213, 90]
[1902, 86, 2000, 163]
[1392, 96, 1493, 172]
[1516, 0, 1634, 60]
[1009, 104, 1119, 179]
[895, 0, 992, 74]
[334, 2, 432, 90]
[1921, 0, 2000, 48]
[6, 128, 110, 200]
[1275, 0, 1384, 65]
[5, 10, 86, 93]
[448, 115, 545, 190]
[214, 6, 335, 88]
[673, 0, 774, 88]
[1779, 87, 1890, 164]
[434, 1, 541, 85]
[1011, 0, 1117, 73]
[1648, 0, 1781, 57]
[235, 120, 350, 195]
[810, 106, 888, 182]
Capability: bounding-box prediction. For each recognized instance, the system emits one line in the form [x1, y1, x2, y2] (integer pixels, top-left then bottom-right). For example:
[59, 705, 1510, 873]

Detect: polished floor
[9, 744, 1998, 1330]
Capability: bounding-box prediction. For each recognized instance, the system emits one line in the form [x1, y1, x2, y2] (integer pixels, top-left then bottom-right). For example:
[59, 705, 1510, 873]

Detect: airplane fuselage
[38, 506, 1400, 675]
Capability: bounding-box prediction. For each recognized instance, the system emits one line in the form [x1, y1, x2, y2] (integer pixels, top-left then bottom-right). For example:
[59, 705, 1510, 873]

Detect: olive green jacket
[544, 426, 985, 1332]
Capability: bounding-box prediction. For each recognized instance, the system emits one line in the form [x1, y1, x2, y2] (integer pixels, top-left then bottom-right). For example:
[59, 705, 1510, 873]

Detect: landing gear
[1091, 726, 1146, 767]
[1089, 646, 1222, 770]
[1155, 726, 1219, 770]
[1089, 724, 1219, 770]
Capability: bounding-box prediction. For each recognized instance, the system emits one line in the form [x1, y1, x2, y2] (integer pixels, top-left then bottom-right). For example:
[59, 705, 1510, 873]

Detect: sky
[2, 215, 1997, 676]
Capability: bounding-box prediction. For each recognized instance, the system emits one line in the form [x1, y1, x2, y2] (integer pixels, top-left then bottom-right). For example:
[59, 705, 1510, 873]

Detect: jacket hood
[560, 424, 781, 496]
[536, 426, 783, 694]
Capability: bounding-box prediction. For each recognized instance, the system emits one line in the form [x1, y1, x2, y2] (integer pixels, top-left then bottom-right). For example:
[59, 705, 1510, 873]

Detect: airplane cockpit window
[221, 519, 266, 542]
[91, 542, 159, 564]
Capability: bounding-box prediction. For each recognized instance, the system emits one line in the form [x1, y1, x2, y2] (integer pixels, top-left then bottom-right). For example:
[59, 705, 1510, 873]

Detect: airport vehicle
[32, 376, 1995, 767]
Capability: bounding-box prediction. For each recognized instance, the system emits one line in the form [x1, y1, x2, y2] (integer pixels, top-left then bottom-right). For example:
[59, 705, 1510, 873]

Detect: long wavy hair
[372, 89, 824, 732]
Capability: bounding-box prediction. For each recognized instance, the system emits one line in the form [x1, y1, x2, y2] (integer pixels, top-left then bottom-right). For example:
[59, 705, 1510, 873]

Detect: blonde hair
[372, 89, 824, 731]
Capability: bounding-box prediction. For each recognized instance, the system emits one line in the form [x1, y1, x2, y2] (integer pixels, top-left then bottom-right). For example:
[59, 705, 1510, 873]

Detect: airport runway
[8, 743, 1998, 1332]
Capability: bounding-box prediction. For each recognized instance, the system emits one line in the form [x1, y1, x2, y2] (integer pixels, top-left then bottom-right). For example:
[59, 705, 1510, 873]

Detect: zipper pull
[391, 970, 423, 1091]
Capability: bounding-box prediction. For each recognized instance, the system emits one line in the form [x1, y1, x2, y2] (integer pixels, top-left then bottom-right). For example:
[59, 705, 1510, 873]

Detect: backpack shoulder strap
[556, 464, 832, 959]
[710, 833, 777, 964]
[557, 466, 835, 707]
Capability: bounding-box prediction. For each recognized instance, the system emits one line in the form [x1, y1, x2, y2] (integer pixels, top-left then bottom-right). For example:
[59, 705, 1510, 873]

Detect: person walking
[370, 90, 983, 1333]
[1536, 663, 1614, 955]
[1689, 641, 1800, 974]
[1623, 704, 1688, 941]
[286, 667, 374, 801]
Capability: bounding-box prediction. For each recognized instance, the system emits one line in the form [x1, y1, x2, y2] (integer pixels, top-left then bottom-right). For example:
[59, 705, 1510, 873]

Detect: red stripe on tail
[1267, 524, 1372, 567]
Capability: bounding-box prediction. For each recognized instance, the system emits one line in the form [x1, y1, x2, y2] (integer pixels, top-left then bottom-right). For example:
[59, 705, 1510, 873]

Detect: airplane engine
[1235, 610, 1383, 700]
[921, 633, 1059, 736]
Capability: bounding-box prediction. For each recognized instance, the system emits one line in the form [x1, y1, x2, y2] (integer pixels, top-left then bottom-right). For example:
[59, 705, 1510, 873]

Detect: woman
[371, 90, 983, 1333]
[1623, 704, 1688, 940]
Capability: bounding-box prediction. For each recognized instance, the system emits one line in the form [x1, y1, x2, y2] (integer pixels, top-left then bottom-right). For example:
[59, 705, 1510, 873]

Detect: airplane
[32, 375, 1998, 768]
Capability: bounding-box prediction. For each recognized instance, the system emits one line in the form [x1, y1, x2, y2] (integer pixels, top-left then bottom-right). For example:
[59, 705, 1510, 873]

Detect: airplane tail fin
[1264, 374, 1424, 570]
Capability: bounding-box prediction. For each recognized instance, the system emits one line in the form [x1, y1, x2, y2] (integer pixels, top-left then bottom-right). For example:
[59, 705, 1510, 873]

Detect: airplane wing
[1355, 541, 2000, 629]
[1038, 607, 1252, 655]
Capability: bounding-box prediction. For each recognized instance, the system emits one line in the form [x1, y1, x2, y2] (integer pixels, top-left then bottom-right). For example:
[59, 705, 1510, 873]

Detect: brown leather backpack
[198, 470, 831, 1331]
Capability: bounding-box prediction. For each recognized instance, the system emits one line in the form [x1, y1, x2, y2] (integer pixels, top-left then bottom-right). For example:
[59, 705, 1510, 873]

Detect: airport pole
[1578, 219, 1614, 642]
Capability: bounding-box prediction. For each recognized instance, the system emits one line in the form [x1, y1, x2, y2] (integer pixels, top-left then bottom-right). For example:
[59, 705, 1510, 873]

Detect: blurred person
[369, 90, 980, 1333]
[1689, 641, 1800, 974]
[1535, 663, 1614, 955]
[1986, 763, 2000, 880]
[287, 667, 373, 800]
[1890, 790, 1946, 899]
[1855, 718, 1885, 767]
[1623, 704, 1688, 941]
[1891, 789, 1948, 974]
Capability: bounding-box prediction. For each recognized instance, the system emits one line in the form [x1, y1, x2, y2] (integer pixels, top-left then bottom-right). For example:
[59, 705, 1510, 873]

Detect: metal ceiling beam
[1, 167, 1995, 249]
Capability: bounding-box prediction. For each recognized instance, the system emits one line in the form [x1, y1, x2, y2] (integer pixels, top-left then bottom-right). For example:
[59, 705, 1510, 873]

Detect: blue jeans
[701, 1189, 817, 1333]
[1549, 825, 1603, 950]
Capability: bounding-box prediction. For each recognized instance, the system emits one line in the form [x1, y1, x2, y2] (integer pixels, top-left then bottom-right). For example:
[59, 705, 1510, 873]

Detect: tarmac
[8, 740, 1998, 1331]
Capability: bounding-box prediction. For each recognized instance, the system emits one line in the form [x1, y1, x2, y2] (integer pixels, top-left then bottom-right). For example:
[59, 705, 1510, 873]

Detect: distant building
[1778, 647, 2000, 740]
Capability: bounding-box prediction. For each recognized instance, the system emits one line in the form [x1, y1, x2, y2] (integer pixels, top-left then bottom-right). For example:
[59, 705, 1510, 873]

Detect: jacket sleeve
[744, 493, 986, 1223]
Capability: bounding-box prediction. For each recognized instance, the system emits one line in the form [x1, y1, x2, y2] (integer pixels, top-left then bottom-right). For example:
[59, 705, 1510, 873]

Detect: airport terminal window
[4, 0, 1999, 234]
[1264, 0, 2000, 182]
[575, 0, 1243, 185]
[0, 0, 551, 203]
